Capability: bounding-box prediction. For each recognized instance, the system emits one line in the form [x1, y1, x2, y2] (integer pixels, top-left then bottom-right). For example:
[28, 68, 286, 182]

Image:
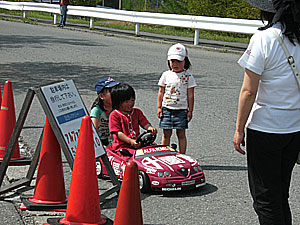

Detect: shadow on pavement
[160, 183, 217, 198]
[0, 34, 104, 49]
[100, 183, 217, 210]
[0, 62, 161, 94]
[202, 165, 247, 171]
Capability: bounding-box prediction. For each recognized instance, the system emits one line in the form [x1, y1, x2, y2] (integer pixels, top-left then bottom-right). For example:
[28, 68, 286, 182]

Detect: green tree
[160, 0, 188, 14]
[160, 0, 259, 19]
[71, 0, 260, 20]
[72, 0, 97, 6]
[122, 0, 145, 11]
[226, 0, 259, 19]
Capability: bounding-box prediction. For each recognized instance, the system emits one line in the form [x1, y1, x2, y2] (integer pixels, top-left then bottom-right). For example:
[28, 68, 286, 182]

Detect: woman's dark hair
[259, 11, 275, 29]
[110, 83, 135, 110]
[168, 57, 192, 71]
[91, 87, 111, 111]
[259, 10, 300, 45]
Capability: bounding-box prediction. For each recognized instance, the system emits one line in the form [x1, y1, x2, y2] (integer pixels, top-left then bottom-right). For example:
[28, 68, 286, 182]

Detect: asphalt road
[1, 19, 300, 225]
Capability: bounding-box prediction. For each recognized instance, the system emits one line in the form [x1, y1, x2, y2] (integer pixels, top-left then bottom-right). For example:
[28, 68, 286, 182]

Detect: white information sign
[41, 80, 105, 158]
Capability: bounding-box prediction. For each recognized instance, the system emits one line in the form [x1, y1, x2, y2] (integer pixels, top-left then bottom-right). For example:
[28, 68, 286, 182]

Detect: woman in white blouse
[233, 0, 300, 224]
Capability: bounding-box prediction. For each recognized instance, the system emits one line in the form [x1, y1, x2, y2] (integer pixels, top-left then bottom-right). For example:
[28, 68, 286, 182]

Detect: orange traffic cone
[20, 118, 67, 211]
[0, 80, 31, 166]
[0, 80, 21, 160]
[45, 116, 111, 225]
[114, 161, 143, 225]
[0, 83, 2, 109]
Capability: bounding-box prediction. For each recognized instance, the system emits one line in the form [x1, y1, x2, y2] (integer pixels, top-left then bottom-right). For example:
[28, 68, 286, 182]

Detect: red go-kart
[96, 131, 206, 193]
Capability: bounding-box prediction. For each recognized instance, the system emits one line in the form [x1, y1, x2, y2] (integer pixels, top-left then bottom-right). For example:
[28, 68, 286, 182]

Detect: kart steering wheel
[136, 131, 156, 147]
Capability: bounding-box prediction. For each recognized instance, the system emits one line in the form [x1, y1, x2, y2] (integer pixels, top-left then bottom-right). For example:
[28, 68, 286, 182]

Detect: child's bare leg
[176, 129, 186, 154]
[162, 129, 172, 146]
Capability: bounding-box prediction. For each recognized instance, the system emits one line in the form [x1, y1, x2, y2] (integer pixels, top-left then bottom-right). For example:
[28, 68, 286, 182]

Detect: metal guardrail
[0, 1, 262, 45]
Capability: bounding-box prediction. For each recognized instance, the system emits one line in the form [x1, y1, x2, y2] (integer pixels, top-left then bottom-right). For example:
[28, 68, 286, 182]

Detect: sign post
[40, 80, 105, 160]
[0, 80, 120, 198]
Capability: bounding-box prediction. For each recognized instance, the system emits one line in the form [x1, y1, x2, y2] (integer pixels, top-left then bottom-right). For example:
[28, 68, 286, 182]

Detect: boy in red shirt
[109, 83, 157, 151]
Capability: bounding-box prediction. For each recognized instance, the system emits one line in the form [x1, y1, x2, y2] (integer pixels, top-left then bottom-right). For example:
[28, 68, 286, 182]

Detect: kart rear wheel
[139, 171, 151, 193]
[96, 158, 103, 179]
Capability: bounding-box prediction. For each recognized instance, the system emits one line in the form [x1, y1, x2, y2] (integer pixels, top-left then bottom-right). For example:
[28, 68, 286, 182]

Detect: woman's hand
[233, 69, 260, 156]
[233, 130, 246, 155]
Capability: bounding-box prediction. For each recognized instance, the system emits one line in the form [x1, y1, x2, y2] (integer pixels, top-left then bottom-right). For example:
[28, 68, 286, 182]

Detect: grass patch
[93, 19, 251, 43]
[0, 8, 251, 43]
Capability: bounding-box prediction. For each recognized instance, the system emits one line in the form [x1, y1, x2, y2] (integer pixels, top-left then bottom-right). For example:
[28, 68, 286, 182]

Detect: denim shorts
[159, 107, 188, 129]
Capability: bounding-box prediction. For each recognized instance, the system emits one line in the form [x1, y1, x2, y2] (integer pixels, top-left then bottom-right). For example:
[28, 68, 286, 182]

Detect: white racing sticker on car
[108, 155, 115, 162]
[152, 181, 160, 186]
[177, 154, 197, 164]
[158, 156, 185, 165]
[120, 163, 126, 177]
[162, 187, 182, 191]
[146, 167, 157, 174]
[152, 156, 174, 171]
[112, 162, 121, 176]
[143, 146, 169, 154]
[142, 157, 164, 170]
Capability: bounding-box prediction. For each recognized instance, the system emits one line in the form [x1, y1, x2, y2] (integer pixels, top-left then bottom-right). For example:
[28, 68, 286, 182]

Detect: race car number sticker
[177, 154, 197, 164]
[142, 157, 164, 170]
[159, 156, 185, 165]
[146, 167, 157, 174]
[112, 162, 121, 176]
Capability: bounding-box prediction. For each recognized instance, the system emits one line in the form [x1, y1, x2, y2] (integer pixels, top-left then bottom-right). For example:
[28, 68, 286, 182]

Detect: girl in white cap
[233, 0, 300, 224]
[157, 43, 197, 154]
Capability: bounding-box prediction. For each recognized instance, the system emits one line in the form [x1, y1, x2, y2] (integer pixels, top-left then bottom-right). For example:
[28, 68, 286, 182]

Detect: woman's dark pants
[246, 128, 300, 225]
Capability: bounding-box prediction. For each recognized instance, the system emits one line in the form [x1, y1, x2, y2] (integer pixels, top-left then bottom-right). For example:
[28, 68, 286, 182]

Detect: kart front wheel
[139, 171, 151, 193]
[96, 158, 103, 179]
